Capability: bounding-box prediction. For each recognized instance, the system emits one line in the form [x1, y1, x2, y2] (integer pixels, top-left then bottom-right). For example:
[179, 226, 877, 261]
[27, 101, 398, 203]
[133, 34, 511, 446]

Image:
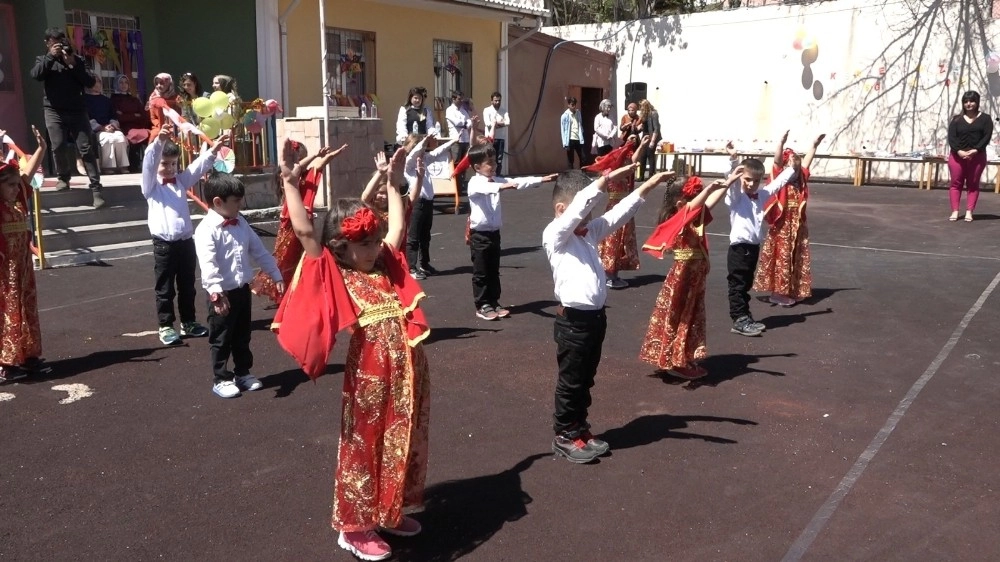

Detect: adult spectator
[83, 78, 129, 174]
[947, 90, 993, 222]
[446, 91, 477, 190]
[111, 74, 151, 171]
[146, 73, 181, 138]
[619, 102, 640, 141]
[30, 27, 104, 207]
[395, 86, 438, 144]
[483, 91, 510, 174]
[560, 96, 584, 169]
[179, 72, 205, 125]
[637, 99, 660, 180]
[592, 99, 616, 157]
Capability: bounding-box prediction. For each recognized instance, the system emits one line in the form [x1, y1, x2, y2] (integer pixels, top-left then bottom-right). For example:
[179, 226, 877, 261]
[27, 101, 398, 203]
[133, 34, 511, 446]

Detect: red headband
[782, 148, 797, 162]
[339, 207, 379, 241]
[681, 176, 704, 199]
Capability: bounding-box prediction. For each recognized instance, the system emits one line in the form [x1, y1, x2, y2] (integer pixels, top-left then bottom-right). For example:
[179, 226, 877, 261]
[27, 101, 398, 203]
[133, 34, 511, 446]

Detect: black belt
[556, 306, 605, 320]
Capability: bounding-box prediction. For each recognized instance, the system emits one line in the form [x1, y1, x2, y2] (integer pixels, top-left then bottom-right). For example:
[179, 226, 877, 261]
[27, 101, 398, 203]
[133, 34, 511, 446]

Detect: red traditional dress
[0, 175, 42, 368]
[583, 142, 640, 275]
[253, 168, 322, 304]
[639, 204, 710, 370]
[753, 166, 812, 300]
[272, 244, 430, 532]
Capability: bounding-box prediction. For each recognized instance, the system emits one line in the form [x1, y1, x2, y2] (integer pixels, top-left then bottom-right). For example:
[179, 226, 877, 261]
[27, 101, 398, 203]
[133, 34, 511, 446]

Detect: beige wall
[279, 0, 502, 144]
[549, 0, 1000, 182]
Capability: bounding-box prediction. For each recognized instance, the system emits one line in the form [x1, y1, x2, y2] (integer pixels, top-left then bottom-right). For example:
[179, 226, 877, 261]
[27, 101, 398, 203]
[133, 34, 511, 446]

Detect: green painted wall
[10, 0, 257, 138]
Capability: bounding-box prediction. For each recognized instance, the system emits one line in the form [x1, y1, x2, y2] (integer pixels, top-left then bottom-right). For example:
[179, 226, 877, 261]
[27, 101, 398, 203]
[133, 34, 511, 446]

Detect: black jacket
[30, 53, 95, 111]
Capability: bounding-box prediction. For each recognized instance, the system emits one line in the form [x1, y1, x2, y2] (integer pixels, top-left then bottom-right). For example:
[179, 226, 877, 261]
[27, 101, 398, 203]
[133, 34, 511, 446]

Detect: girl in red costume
[639, 175, 729, 380]
[273, 140, 429, 562]
[583, 135, 651, 289]
[0, 126, 48, 383]
[754, 132, 824, 306]
[253, 140, 347, 305]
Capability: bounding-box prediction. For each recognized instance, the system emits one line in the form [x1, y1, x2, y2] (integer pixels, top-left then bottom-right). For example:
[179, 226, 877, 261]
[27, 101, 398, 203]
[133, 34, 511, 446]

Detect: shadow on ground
[392, 453, 548, 562]
[259, 363, 343, 398]
[653, 353, 796, 390]
[599, 413, 758, 449]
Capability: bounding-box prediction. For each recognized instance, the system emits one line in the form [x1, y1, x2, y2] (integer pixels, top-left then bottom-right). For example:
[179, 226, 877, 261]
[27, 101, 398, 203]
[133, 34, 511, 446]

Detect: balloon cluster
[192, 91, 235, 138]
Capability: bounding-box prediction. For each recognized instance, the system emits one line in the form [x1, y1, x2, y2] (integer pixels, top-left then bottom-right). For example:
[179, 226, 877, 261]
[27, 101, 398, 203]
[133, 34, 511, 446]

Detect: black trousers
[639, 141, 657, 179]
[552, 307, 607, 436]
[207, 285, 253, 383]
[453, 142, 470, 192]
[153, 237, 198, 327]
[43, 106, 101, 189]
[406, 198, 434, 270]
[596, 145, 612, 157]
[566, 140, 584, 168]
[492, 139, 506, 175]
[727, 243, 760, 321]
[469, 229, 501, 309]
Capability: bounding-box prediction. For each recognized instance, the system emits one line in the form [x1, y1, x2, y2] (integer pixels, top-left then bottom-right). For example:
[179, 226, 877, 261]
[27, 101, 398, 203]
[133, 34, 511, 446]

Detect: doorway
[579, 87, 604, 165]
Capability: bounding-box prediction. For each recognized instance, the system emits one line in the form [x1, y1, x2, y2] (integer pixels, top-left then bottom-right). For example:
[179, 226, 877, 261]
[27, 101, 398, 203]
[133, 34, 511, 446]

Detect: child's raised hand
[415, 155, 426, 178]
[726, 165, 745, 185]
[373, 151, 388, 174]
[330, 143, 349, 157]
[158, 123, 173, 141]
[649, 171, 676, 185]
[813, 133, 826, 148]
[32, 125, 47, 151]
[280, 138, 310, 183]
[725, 140, 736, 156]
[607, 162, 639, 182]
[541, 173, 558, 182]
[780, 130, 789, 143]
[387, 147, 407, 191]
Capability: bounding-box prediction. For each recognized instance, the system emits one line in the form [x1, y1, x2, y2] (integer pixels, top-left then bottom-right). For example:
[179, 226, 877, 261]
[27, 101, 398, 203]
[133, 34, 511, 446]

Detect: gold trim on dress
[2, 221, 29, 234]
[672, 248, 706, 260]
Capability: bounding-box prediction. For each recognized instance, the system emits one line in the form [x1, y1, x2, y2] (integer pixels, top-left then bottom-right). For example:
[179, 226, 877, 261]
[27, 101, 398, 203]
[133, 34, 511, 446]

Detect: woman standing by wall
[947, 90, 993, 222]
[637, 99, 660, 181]
[395, 86, 438, 145]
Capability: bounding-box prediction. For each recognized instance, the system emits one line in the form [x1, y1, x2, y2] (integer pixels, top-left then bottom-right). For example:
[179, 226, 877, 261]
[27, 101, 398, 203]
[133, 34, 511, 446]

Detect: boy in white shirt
[194, 171, 283, 399]
[542, 164, 673, 464]
[142, 124, 227, 346]
[723, 151, 795, 337]
[467, 143, 557, 320]
[446, 91, 477, 192]
[482, 91, 510, 174]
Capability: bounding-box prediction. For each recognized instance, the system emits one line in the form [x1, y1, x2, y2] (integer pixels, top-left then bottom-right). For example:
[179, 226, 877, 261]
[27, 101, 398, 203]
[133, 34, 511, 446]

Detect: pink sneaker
[667, 365, 708, 380]
[338, 530, 391, 561]
[768, 294, 796, 307]
[380, 515, 422, 536]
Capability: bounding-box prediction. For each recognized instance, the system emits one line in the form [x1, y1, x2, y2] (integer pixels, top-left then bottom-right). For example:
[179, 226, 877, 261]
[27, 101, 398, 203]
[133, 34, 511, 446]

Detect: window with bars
[325, 27, 376, 99]
[432, 40, 473, 108]
[64, 10, 142, 96]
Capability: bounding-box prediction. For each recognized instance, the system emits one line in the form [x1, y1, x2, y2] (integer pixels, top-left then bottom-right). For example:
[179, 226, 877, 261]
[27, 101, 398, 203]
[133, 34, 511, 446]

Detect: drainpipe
[318, 0, 332, 205]
[279, 0, 303, 114]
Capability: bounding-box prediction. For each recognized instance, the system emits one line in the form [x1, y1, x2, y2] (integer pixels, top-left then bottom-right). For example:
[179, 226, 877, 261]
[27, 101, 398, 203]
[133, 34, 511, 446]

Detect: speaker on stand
[624, 82, 648, 106]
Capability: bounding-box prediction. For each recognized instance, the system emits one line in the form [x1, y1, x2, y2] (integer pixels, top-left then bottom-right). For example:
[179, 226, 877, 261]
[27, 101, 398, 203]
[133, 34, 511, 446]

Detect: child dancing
[0, 126, 48, 382]
[543, 162, 674, 464]
[583, 136, 651, 289]
[639, 176, 728, 379]
[754, 132, 824, 306]
[273, 141, 430, 562]
[253, 140, 347, 304]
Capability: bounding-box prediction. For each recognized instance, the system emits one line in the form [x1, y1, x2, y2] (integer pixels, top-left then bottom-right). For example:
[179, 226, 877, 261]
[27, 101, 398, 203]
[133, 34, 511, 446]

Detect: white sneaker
[212, 380, 241, 398]
[235, 374, 262, 391]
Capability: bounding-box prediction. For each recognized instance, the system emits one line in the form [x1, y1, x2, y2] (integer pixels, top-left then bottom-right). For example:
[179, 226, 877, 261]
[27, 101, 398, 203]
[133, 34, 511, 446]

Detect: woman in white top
[395, 86, 438, 144]
[592, 99, 616, 157]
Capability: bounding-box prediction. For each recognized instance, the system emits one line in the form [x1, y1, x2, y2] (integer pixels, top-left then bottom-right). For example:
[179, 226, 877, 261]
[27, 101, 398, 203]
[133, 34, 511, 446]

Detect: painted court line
[781, 270, 1000, 562]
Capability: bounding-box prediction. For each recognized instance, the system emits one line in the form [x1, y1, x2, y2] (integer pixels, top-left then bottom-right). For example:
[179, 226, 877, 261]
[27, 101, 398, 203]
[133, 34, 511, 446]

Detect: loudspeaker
[625, 82, 647, 106]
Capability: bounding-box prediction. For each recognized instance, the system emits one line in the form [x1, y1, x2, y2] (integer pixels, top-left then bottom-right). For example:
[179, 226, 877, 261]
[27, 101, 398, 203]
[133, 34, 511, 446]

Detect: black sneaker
[0, 366, 27, 384]
[580, 430, 610, 456]
[409, 268, 426, 280]
[731, 316, 763, 337]
[419, 264, 439, 276]
[552, 435, 601, 464]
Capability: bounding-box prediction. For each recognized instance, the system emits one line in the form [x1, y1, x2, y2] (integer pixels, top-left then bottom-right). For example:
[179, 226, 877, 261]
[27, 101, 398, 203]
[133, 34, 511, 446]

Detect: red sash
[642, 205, 712, 257]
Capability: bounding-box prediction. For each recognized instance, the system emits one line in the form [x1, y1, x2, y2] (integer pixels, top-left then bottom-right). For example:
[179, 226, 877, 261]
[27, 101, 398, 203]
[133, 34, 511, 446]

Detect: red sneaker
[338, 530, 392, 561]
[380, 515, 422, 537]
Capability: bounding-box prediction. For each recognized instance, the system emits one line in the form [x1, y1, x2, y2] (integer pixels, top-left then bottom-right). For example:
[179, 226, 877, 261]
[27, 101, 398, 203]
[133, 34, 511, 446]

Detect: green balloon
[200, 117, 221, 139]
[192, 97, 214, 118]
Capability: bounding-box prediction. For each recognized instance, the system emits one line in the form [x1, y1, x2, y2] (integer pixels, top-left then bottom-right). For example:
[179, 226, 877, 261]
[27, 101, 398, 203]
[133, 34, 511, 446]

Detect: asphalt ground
[2, 181, 999, 561]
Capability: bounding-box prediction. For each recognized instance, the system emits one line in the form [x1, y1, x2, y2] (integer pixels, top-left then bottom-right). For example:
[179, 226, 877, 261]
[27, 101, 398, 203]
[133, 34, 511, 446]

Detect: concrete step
[37, 239, 156, 268]
[41, 216, 204, 253]
[38, 184, 145, 208]
[41, 203, 148, 230]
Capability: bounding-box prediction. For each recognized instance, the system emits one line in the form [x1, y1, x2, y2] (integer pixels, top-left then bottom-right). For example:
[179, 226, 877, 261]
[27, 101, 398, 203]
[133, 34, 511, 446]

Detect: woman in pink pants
[947, 90, 993, 222]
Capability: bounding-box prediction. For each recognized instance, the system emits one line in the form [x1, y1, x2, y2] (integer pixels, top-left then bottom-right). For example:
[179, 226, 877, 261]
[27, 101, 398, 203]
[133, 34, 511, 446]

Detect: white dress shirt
[543, 182, 645, 310]
[725, 162, 794, 245]
[483, 105, 510, 141]
[467, 173, 546, 231]
[142, 137, 217, 241]
[592, 113, 616, 150]
[403, 138, 458, 200]
[194, 210, 281, 295]
[446, 104, 472, 143]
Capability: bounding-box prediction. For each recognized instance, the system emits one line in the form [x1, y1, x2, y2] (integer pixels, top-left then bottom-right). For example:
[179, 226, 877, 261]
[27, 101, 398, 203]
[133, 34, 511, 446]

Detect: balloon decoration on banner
[192, 97, 214, 118]
[242, 110, 258, 126]
[213, 146, 236, 173]
[219, 113, 236, 130]
[210, 91, 230, 111]
[987, 51, 1000, 74]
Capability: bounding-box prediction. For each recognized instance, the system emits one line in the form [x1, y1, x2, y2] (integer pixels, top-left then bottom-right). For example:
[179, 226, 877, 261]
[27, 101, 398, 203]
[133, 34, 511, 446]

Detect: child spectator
[467, 143, 556, 320]
[560, 97, 585, 169]
[193, 171, 283, 398]
[143, 125, 228, 345]
[542, 163, 673, 463]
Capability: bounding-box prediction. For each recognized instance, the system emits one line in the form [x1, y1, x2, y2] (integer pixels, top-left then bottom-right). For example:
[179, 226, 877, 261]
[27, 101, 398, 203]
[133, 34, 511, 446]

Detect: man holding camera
[30, 28, 104, 208]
